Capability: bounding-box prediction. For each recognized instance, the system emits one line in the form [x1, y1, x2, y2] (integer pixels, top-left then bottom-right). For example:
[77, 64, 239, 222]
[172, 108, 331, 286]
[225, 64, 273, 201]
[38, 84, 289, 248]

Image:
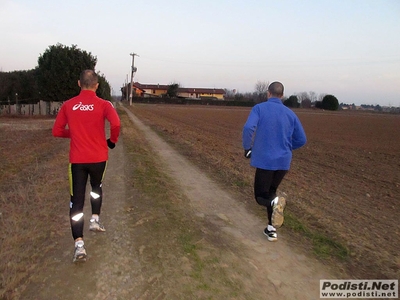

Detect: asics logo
[72, 102, 94, 111]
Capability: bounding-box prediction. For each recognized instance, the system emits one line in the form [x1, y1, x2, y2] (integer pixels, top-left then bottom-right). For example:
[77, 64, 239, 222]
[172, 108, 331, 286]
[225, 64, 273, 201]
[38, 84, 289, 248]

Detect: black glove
[244, 149, 252, 159]
[107, 138, 116, 149]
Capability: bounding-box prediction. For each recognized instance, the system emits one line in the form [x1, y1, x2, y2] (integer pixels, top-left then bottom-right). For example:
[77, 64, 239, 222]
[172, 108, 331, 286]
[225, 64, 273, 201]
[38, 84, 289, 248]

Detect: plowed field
[132, 104, 400, 279]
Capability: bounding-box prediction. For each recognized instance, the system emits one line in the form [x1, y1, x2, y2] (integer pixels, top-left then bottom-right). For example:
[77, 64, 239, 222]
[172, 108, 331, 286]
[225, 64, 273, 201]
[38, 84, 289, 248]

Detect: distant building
[132, 82, 225, 100]
[177, 87, 225, 100]
[132, 83, 167, 97]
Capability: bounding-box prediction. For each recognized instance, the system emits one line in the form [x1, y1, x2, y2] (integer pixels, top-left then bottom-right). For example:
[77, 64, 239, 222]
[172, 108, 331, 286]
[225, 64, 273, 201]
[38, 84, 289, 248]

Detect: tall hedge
[37, 44, 97, 101]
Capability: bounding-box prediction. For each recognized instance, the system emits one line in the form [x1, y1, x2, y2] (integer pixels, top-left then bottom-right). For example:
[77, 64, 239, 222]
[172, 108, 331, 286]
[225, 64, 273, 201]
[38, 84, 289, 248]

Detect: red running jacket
[52, 90, 121, 163]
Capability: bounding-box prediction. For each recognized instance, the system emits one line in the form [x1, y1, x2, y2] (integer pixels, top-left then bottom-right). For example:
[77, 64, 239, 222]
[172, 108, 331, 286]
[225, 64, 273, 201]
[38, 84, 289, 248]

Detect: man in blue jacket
[242, 81, 306, 241]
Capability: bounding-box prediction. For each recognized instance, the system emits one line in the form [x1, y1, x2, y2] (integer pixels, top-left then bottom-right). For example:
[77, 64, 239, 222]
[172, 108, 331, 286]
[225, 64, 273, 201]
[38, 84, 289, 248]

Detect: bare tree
[318, 93, 327, 102]
[309, 91, 317, 103]
[297, 92, 310, 103]
[224, 88, 236, 99]
[301, 99, 312, 108]
[255, 80, 269, 103]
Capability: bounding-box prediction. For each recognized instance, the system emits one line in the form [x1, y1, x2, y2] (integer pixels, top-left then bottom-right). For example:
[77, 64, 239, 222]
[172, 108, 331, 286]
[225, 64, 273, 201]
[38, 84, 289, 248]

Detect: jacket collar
[79, 89, 96, 96]
[267, 97, 283, 103]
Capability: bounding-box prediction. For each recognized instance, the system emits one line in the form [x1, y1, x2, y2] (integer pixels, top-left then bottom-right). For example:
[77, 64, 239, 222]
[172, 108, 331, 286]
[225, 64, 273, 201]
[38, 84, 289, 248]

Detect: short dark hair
[268, 82, 284, 97]
[79, 70, 98, 89]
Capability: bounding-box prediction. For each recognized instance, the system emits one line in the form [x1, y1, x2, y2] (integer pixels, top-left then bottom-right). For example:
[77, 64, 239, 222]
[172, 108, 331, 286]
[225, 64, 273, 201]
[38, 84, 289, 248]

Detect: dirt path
[19, 106, 340, 299]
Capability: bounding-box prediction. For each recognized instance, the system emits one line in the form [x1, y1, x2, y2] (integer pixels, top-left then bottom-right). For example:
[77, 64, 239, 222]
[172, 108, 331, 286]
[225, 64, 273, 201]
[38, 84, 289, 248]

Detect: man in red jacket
[52, 69, 121, 262]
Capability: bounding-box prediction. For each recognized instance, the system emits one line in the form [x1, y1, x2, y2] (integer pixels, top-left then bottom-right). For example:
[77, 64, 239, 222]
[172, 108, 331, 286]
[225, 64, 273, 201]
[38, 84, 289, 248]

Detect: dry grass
[0, 117, 70, 299]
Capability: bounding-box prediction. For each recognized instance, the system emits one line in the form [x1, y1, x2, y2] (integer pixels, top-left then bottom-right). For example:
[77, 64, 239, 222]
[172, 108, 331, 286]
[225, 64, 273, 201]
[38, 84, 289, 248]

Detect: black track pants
[253, 168, 287, 225]
[69, 161, 107, 240]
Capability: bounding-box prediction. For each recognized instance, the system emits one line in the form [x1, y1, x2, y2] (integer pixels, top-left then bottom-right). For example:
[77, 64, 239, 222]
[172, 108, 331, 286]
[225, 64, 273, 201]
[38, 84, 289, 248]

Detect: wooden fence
[0, 100, 63, 116]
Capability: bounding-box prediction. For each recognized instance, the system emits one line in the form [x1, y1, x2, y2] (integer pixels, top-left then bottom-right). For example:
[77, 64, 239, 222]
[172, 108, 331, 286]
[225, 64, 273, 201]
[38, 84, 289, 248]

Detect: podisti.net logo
[320, 280, 398, 298]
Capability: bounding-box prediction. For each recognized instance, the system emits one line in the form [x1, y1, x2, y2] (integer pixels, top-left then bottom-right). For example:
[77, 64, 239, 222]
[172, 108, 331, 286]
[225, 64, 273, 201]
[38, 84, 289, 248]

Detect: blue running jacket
[242, 98, 307, 170]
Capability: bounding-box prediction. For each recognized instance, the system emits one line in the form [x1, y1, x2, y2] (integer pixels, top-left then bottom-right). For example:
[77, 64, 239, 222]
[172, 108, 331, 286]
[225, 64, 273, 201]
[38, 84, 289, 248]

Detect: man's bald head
[78, 70, 99, 90]
[268, 82, 284, 98]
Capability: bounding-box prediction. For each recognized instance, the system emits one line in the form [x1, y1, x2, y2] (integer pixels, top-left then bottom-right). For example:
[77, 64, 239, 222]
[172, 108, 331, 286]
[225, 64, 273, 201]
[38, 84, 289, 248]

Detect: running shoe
[89, 219, 106, 232]
[73, 242, 87, 262]
[271, 196, 286, 228]
[263, 227, 278, 242]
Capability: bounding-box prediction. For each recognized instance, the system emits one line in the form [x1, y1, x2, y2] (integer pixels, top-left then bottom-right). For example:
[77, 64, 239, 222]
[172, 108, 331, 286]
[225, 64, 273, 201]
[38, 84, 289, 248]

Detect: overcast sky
[1, 0, 399, 105]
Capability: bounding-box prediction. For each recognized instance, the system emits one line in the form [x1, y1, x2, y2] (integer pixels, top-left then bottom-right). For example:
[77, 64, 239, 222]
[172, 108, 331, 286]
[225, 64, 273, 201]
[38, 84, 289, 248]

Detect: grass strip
[283, 212, 349, 260]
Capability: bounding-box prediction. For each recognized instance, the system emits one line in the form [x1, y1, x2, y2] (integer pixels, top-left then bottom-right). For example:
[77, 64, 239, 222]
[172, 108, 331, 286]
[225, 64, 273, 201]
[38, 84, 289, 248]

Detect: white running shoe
[271, 196, 286, 228]
[73, 241, 87, 262]
[89, 219, 106, 232]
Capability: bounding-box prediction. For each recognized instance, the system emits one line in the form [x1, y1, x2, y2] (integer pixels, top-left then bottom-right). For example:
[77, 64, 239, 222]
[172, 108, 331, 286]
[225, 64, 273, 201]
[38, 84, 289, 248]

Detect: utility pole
[15, 93, 19, 115]
[129, 52, 139, 106]
[126, 74, 129, 102]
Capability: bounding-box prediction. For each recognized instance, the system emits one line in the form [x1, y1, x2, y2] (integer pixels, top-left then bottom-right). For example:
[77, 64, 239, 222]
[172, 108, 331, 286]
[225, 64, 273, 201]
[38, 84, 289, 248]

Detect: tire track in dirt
[123, 106, 340, 299]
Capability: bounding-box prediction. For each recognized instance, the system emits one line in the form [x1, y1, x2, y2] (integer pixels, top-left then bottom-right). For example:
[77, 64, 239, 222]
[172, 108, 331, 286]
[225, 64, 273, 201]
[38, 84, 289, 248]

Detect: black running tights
[69, 161, 107, 240]
[254, 168, 287, 225]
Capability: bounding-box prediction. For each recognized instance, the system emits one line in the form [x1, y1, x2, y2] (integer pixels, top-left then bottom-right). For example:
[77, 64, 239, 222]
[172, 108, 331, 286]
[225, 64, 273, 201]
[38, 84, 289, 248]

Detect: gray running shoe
[89, 219, 106, 232]
[271, 196, 286, 228]
[73, 242, 87, 262]
[263, 227, 278, 242]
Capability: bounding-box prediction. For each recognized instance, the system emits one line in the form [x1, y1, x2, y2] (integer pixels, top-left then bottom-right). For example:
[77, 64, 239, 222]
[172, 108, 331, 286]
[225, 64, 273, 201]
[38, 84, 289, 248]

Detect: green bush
[322, 95, 339, 111]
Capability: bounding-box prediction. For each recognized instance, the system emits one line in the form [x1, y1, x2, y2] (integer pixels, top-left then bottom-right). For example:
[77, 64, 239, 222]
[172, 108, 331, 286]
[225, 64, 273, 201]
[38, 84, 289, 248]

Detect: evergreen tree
[322, 95, 339, 111]
[283, 95, 299, 108]
[166, 83, 179, 98]
[97, 74, 112, 101]
[0, 70, 39, 104]
[37, 44, 97, 101]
